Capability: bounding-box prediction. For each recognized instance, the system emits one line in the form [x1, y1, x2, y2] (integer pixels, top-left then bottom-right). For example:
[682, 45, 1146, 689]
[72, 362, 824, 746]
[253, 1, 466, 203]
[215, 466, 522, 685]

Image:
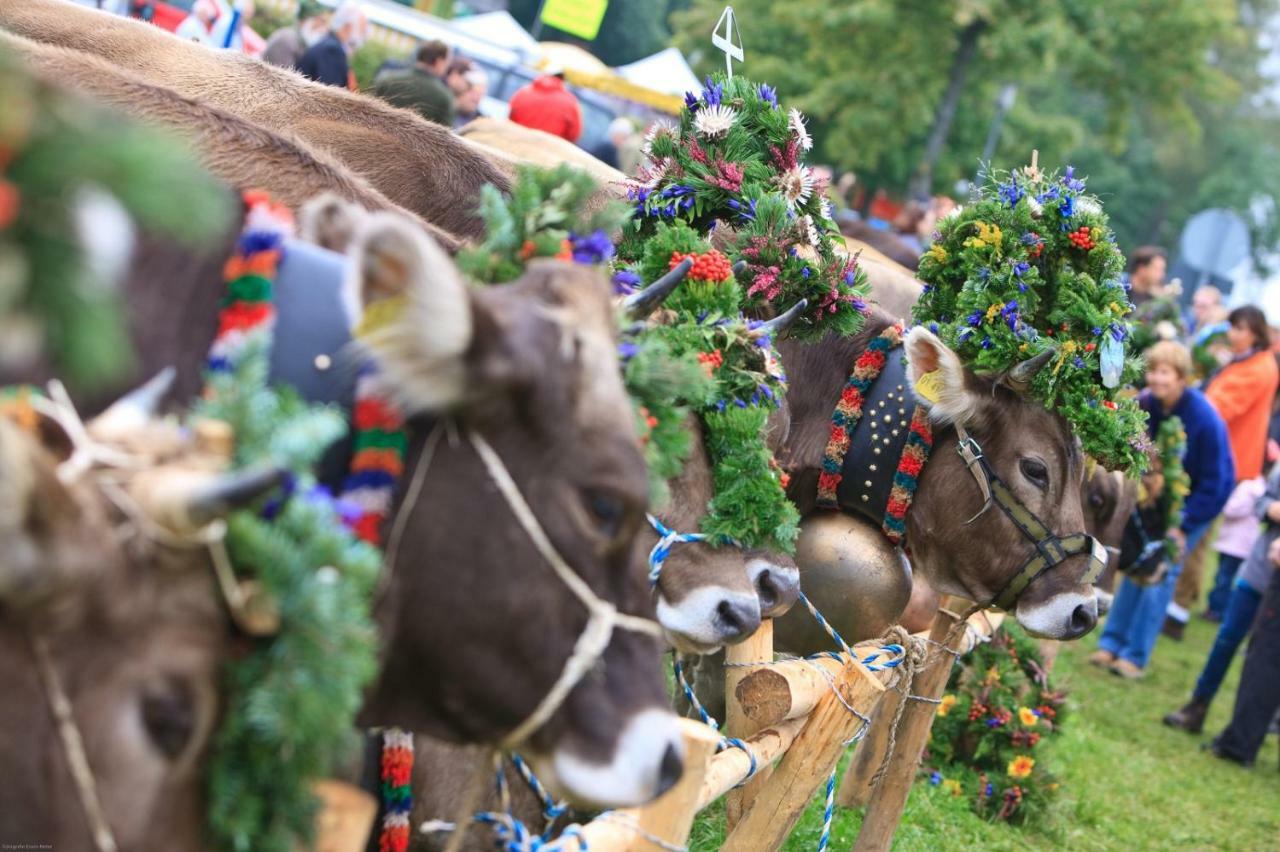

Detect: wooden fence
[556, 599, 1003, 851]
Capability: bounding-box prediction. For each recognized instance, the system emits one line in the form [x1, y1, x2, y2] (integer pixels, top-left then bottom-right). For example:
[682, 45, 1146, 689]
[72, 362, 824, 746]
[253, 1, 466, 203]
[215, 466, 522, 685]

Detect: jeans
[1206, 553, 1244, 616]
[1193, 580, 1263, 703]
[1098, 521, 1211, 669]
[1214, 564, 1280, 764]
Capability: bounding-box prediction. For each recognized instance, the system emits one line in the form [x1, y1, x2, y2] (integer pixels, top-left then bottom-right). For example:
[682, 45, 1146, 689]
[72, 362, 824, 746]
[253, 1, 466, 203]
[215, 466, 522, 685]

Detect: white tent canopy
[616, 47, 700, 97]
[451, 10, 540, 55]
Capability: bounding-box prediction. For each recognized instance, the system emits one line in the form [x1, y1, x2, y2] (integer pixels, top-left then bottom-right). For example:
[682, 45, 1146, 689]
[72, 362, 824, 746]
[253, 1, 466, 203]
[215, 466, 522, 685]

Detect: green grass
[691, 615, 1279, 850]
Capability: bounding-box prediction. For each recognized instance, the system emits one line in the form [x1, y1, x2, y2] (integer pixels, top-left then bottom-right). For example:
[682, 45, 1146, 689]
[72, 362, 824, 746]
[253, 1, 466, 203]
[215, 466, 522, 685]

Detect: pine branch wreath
[914, 166, 1150, 472]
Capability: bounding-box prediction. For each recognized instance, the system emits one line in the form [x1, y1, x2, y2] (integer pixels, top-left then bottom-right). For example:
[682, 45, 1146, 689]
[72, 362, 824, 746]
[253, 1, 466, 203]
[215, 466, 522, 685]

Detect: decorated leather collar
[815, 324, 934, 545]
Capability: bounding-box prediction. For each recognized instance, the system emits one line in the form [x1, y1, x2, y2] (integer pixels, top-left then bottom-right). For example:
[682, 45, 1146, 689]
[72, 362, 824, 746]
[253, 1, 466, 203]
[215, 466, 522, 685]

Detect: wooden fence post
[834, 681, 900, 809]
[720, 659, 886, 852]
[850, 605, 964, 852]
[723, 620, 774, 831]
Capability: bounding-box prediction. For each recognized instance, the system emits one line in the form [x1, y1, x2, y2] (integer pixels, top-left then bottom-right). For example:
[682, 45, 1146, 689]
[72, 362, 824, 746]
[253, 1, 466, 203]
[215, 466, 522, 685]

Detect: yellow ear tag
[354, 295, 408, 340]
[915, 369, 944, 404]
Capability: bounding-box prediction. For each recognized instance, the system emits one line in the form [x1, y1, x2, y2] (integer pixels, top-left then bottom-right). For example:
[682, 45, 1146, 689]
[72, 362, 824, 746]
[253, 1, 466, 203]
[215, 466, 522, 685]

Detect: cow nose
[655, 742, 683, 797]
[715, 598, 761, 642]
[755, 566, 801, 618]
[1069, 601, 1098, 637]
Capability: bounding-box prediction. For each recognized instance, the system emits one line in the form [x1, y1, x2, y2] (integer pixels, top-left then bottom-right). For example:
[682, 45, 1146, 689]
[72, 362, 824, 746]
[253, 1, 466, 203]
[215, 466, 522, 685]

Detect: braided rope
[646, 514, 708, 586]
[817, 768, 838, 852]
[512, 753, 569, 838]
[672, 657, 758, 783]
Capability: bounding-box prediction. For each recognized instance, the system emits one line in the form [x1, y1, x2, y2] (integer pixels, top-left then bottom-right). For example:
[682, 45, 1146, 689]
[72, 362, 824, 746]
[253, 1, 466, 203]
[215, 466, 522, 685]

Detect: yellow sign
[914, 370, 944, 404]
[540, 0, 609, 41]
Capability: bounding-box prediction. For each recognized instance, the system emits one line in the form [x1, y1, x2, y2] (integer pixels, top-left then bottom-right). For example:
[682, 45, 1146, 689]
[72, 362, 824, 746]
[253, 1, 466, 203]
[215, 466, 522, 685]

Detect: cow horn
[88, 367, 176, 438]
[750, 299, 809, 339]
[1005, 348, 1055, 391]
[187, 466, 288, 527]
[623, 258, 692, 318]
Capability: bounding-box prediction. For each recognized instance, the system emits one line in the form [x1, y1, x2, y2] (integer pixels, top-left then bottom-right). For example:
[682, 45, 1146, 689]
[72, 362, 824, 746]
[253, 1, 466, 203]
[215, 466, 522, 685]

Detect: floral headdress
[617, 72, 869, 340]
[914, 166, 1149, 472]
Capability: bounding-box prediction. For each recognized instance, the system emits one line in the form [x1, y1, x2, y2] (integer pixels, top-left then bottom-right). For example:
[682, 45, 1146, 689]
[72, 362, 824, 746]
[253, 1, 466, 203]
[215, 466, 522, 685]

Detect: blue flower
[1062, 165, 1086, 192]
[788, 246, 799, 257]
[1001, 300, 1019, 331]
[1037, 185, 1060, 204]
[802, 267, 811, 278]
[570, 229, 614, 265]
[986, 716, 1001, 727]
[617, 341, 639, 360]
[978, 266, 991, 282]
[1020, 231, 1041, 246]
[929, 772, 943, 786]
[1059, 195, 1074, 219]
[929, 322, 940, 335]
[844, 269, 858, 285]
[852, 298, 867, 313]
[1012, 261, 1030, 278]
[1110, 323, 1126, 341]
[611, 269, 641, 295]
[966, 311, 983, 327]
[682, 197, 695, 210]
[702, 76, 723, 107]
[981, 337, 994, 350]
[684, 91, 700, 112]
[998, 180, 1024, 208]
[716, 399, 727, 412]
[985, 783, 994, 796]
[734, 398, 748, 408]
[1092, 326, 1103, 336]
[758, 83, 778, 108]
[1074, 356, 1086, 369]
[760, 384, 774, 400]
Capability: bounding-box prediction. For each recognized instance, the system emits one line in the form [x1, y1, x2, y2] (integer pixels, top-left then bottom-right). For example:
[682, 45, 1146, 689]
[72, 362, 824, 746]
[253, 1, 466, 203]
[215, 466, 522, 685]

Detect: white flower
[642, 121, 676, 157]
[693, 105, 737, 139]
[802, 214, 821, 246]
[1075, 197, 1101, 217]
[820, 197, 834, 221]
[941, 204, 964, 221]
[789, 108, 813, 151]
[776, 165, 815, 209]
[1027, 196, 1043, 218]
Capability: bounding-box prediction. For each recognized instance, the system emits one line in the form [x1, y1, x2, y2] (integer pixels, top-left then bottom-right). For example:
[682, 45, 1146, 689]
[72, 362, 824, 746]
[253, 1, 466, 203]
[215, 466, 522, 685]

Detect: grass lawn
[690, 612, 1279, 850]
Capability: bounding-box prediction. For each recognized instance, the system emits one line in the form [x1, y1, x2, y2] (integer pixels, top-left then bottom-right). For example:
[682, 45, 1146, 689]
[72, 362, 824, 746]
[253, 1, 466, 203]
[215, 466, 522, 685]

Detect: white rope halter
[381, 422, 663, 750]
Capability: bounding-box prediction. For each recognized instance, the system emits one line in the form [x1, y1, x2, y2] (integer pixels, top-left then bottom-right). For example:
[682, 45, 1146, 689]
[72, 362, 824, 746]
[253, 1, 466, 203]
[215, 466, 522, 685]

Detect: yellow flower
[939, 694, 957, 717]
[1018, 706, 1038, 727]
[1109, 301, 1122, 314]
[983, 665, 1001, 686]
[985, 302, 1005, 322]
[1008, 755, 1035, 779]
[927, 244, 948, 263]
[942, 779, 964, 797]
[963, 221, 1003, 250]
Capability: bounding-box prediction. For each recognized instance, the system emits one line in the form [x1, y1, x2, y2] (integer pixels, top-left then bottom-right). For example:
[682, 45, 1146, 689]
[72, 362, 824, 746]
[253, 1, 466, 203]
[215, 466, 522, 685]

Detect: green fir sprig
[914, 166, 1150, 472]
[197, 333, 381, 852]
[1156, 415, 1190, 558]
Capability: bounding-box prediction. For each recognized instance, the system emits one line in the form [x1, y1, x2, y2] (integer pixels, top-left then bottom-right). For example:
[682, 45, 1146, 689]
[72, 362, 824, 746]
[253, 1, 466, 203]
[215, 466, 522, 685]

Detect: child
[1202, 475, 1265, 621]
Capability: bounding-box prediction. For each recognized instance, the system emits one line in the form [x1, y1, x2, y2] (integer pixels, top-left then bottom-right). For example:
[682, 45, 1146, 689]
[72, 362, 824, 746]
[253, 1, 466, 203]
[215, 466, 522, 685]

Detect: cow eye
[583, 489, 625, 537]
[1019, 458, 1049, 490]
[1089, 492, 1105, 509]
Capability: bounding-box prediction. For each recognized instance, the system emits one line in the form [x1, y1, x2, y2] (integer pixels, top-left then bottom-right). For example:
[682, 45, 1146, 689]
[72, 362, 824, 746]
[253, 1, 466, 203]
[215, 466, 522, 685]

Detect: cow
[2, 31, 461, 254]
[778, 312, 1105, 641]
[0, 0, 509, 242]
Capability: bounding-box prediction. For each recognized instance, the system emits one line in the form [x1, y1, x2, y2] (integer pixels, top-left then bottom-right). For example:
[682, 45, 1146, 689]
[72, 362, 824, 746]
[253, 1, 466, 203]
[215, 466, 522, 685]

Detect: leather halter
[953, 423, 1108, 611]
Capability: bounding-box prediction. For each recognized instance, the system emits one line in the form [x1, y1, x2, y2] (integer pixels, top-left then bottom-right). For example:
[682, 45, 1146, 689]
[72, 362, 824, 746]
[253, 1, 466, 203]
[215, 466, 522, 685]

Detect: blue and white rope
[647, 514, 708, 586]
[511, 753, 568, 839]
[672, 656, 758, 783]
[817, 768, 837, 852]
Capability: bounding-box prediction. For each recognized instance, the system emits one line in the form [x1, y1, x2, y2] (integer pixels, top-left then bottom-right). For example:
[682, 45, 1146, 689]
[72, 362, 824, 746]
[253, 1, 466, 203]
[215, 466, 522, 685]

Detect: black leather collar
[835, 344, 920, 529]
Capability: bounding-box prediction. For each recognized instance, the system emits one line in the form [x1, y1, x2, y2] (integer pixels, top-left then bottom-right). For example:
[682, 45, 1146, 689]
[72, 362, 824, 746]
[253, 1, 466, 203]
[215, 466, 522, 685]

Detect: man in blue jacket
[1092, 340, 1234, 677]
[297, 1, 366, 88]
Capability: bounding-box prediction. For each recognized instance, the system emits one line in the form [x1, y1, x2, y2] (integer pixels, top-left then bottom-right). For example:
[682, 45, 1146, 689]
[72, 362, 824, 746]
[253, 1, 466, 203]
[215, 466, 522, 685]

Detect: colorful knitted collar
[816, 324, 934, 545]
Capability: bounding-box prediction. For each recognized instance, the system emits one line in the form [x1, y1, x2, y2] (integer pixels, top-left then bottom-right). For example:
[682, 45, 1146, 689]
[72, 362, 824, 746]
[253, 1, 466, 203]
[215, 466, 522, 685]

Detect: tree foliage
[671, 0, 1280, 261]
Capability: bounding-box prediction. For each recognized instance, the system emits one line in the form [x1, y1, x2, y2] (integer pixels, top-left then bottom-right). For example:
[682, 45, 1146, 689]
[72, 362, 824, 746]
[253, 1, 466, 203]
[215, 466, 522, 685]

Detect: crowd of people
[1078, 251, 1280, 769]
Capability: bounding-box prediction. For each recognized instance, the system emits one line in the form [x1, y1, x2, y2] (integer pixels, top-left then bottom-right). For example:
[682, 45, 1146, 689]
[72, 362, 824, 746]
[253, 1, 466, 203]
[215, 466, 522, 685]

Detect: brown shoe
[1110, 658, 1144, 679]
[1088, 649, 1117, 668]
[1161, 616, 1185, 641]
[1163, 698, 1208, 733]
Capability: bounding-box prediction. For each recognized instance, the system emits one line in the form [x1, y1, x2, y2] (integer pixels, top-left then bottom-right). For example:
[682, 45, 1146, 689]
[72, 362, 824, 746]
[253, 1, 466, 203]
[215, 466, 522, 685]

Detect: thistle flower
[693, 104, 737, 139]
[775, 164, 814, 209]
[788, 108, 813, 151]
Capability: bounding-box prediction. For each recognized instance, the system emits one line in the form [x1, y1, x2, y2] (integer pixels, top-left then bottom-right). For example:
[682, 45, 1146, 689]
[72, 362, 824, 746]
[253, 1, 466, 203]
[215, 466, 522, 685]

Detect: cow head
[346, 213, 682, 808]
[0, 390, 282, 850]
[1081, 463, 1134, 596]
[901, 326, 1100, 639]
[647, 415, 800, 655]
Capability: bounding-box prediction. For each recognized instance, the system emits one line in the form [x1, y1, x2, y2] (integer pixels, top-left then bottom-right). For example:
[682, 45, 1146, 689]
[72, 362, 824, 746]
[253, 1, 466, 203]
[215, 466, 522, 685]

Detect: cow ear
[299, 193, 369, 254]
[0, 418, 67, 607]
[903, 326, 983, 426]
[346, 212, 474, 413]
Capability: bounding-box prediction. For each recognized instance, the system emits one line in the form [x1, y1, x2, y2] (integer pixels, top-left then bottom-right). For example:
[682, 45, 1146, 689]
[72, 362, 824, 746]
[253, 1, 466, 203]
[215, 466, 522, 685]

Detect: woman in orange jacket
[1206, 305, 1278, 482]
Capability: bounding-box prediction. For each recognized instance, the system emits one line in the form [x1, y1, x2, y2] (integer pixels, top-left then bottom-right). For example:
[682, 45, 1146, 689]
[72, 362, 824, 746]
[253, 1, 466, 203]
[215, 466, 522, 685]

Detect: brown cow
[780, 313, 1104, 640]
[2, 31, 461, 253]
[0, 0, 508, 241]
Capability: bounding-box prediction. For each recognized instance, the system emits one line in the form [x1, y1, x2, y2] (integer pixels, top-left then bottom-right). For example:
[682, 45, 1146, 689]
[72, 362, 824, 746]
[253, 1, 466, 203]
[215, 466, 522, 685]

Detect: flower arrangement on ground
[925, 622, 1068, 824]
[914, 165, 1149, 472]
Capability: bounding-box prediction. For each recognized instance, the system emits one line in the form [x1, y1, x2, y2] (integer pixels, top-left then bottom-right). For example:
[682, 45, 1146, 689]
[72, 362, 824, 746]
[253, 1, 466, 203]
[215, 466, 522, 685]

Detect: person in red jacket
[507, 69, 582, 143]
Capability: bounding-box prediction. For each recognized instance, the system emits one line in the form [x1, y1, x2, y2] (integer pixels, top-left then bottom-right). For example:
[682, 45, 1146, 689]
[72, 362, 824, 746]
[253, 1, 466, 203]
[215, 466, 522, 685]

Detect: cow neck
[815, 324, 935, 545]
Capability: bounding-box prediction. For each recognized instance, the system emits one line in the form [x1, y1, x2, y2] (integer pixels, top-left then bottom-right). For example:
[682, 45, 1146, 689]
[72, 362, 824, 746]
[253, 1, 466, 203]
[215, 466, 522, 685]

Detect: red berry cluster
[1027, 232, 1044, 259]
[1067, 226, 1095, 251]
[670, 249, 733, 283]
